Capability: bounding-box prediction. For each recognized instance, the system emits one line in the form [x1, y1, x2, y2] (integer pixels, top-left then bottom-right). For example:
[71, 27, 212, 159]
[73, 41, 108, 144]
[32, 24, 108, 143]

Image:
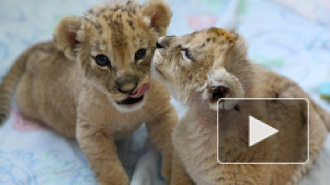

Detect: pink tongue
[129, 83, 150, 98]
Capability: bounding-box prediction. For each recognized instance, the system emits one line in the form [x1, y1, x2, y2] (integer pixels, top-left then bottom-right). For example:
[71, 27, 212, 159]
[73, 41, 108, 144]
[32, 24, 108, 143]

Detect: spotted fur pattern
[0, 0, 192, 184]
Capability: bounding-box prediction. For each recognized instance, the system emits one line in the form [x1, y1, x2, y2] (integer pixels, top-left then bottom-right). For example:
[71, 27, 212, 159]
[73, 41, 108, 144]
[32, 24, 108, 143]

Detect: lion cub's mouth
[116, 83, 150, 106]
[116, 95, 145, 105]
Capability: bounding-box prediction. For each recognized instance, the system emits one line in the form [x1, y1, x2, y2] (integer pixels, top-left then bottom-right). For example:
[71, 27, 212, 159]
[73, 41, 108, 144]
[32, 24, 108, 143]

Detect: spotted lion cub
[152, 28, 330, 185]
[0, 0, 190, 184]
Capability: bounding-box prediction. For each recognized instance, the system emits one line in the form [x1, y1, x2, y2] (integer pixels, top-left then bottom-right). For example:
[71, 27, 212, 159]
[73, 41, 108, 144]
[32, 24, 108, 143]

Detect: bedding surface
[0, 0, 330, 184]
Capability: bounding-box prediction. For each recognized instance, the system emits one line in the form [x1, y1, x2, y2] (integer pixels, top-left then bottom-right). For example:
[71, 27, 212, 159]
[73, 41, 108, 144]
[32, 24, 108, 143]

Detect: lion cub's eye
[95, 55, 110, 67]
[135, 49, 146, 60]
[182, 49, 193, 61]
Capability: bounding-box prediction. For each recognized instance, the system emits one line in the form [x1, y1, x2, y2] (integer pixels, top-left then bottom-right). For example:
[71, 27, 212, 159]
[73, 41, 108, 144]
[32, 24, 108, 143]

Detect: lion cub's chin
[109, 95, 147, 113]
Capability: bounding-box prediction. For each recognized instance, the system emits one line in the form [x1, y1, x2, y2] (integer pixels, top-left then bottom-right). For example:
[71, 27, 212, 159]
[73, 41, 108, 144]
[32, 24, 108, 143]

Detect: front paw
[170, 167, 194, 185]
[96, 166, 129, 185]
[161, 152, 172, 183]
[98, 174, 129, 185]
[170, 176, 194, 185]
[170, 153, 194, 185]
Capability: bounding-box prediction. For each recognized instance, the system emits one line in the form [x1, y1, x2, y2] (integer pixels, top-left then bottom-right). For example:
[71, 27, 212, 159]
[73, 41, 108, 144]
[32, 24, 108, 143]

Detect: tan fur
[151, 27, 330, 185]
[0, 0, 191, 184]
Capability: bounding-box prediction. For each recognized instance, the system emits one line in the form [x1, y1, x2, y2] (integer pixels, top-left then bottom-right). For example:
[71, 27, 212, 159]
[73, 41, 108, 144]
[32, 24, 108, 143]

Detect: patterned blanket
[0, 0, 329, 184]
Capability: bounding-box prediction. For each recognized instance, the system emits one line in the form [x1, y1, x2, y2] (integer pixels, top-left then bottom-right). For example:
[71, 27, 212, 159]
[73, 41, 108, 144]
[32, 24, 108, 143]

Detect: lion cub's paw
[169, 153, 194, 185]
[170, 167, 194, 185]
[98, 172, 129, 185]
[161, 152, 172, 183]
[98, 175, 129, 185]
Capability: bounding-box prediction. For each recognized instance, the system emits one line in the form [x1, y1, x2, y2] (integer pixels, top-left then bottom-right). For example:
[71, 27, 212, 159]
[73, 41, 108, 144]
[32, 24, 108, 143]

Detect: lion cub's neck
[188, 99, 266, 162]
[185, 68, 265, 161]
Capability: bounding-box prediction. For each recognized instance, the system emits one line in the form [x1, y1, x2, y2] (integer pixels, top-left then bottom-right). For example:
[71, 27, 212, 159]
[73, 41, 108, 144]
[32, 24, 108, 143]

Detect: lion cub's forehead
[84, 1, 145, 28]
[187, 28, 237, 48]
[83, 1, 150, 48]
[206, 28, 236, 42]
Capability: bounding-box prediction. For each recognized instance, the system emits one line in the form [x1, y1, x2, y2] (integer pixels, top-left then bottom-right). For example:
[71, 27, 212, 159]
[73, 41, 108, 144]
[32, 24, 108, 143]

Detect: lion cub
[0, 0, 190, 184]
[151, 28, 330, 185]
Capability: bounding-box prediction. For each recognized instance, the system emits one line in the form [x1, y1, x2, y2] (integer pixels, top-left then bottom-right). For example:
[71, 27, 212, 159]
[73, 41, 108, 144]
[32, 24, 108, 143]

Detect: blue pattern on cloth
[0, 0, 330, 184]
[319, 82, 330, 98]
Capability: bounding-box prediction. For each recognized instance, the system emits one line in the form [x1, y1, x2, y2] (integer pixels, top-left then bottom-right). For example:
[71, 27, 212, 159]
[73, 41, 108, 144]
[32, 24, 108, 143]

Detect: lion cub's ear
[141, 0, 171, 36]
[54, 16, 86, 61]
[205, 68, 245, 111]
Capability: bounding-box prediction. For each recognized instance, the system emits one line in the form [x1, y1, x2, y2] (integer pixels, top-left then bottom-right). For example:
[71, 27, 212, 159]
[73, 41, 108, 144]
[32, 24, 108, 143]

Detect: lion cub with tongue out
[0, 0, 192, 184]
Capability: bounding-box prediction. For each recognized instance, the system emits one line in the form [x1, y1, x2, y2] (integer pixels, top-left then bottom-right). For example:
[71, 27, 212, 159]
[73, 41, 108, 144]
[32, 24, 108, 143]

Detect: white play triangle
[249, 116, 279, 147]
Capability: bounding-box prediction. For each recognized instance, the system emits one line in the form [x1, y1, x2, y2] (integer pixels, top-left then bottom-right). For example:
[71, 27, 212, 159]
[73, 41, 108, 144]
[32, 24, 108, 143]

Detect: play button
[249, 116, 278, 147]
[217, 98, 309, 164]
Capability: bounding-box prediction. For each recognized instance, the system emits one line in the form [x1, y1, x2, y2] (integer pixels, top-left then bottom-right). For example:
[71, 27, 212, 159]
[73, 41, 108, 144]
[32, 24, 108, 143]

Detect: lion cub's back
[16, 41, 77, 132]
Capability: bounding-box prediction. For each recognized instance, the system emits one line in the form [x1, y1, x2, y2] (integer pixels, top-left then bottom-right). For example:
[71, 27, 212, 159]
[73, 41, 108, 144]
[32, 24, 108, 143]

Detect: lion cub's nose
[156, 41, 163, 49]
[116, 75, 138, 94]
[156, 36, 170, 49]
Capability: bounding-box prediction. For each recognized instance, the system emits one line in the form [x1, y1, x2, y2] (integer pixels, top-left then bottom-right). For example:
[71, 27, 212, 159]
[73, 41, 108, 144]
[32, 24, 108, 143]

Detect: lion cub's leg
[284, 103, 327, 185]
[76, 118, 129, 185]
[14, 42, 77, 138]
[145, 103, 179, 183]
[170, 151, 194, 185]
[261, 73, 328, 185]
[144, 81, 193, 185]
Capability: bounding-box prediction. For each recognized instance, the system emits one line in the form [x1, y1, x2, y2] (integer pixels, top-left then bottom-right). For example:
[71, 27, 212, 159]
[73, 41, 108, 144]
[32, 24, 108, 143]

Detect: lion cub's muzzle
[152, 36, 172, 77]
[156, 36, 171, 49]
[116, 75, 139, 95]
[115, 75, 150, 105]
